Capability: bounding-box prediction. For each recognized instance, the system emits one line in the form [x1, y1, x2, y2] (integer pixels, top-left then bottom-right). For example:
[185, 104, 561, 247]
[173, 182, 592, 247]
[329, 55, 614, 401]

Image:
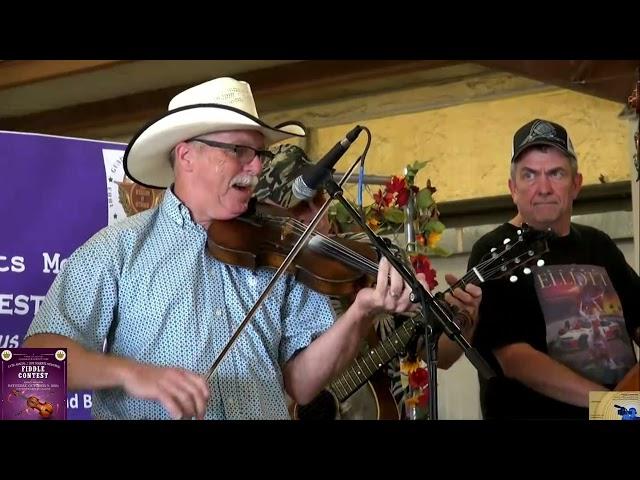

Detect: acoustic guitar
[293, 315, 420, 420]
[293, 224, 553, 420]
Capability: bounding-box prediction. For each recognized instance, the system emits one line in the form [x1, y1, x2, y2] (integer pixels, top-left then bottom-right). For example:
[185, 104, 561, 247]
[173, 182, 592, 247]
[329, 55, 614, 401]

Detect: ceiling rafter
[0, 60, 459, 137]
[0, 60, 132, 90]
[473, 60, 639, 104]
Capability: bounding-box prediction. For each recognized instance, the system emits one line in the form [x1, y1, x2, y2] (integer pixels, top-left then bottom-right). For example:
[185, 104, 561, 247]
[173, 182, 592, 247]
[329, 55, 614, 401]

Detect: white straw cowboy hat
[123, 77, 305, 189]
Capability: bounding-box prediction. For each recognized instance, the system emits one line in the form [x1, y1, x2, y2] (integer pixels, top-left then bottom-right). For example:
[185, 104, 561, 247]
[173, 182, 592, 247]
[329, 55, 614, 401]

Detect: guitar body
[293, 372, 400, 420]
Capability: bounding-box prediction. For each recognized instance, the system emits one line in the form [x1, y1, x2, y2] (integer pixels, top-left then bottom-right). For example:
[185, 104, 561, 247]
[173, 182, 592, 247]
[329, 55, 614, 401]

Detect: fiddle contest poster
[0, 130, 156, 419]
[1, 348, 67, 419]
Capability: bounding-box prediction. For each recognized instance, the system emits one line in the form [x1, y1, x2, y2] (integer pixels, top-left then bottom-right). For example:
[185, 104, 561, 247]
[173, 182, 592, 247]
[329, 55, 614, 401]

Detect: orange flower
[367, 217, 381, 231]
[400, 357, 422, 375]
[427, 231, 442, 248]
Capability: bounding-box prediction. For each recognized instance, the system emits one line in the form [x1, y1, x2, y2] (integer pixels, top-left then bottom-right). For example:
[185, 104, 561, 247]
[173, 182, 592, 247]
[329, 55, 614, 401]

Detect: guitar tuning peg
[523, 267, 532, 275]
[503, 238, 511, 245]
[490, 247, 497, 252]
[516, 229, 522, 235]
[537, 259, 545, 267]
[509, 275, 518, 283]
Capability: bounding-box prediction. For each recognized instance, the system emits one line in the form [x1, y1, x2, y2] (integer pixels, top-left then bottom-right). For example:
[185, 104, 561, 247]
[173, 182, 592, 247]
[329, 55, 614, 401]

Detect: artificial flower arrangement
[328, 161, 448, 419]
[328, 161, 447, 290]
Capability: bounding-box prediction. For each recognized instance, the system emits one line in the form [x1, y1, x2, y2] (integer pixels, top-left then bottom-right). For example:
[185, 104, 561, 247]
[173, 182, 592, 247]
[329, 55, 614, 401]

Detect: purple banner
[0, 131, 126, 419]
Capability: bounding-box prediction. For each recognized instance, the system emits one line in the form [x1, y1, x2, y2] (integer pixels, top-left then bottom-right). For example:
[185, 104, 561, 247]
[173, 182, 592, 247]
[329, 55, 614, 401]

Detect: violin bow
[200, 142, 365, 392]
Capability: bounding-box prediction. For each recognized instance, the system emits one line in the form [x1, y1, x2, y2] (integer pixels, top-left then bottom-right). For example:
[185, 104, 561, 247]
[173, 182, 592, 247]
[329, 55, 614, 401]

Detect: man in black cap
[468, 118, 640, 419]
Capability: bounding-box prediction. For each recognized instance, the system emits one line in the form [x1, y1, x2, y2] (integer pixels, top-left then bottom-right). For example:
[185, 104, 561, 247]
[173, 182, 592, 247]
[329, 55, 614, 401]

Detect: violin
[207, 199, 379, 297]
[10, 389, 55, 418]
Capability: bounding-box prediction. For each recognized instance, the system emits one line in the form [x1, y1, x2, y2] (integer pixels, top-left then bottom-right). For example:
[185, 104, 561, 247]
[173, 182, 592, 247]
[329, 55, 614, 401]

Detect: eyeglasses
[189, 138, 274, 165]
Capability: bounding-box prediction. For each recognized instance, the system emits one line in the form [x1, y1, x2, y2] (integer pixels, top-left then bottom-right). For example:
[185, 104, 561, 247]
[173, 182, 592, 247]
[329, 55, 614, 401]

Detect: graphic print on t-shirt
[534, 265, 637, 386]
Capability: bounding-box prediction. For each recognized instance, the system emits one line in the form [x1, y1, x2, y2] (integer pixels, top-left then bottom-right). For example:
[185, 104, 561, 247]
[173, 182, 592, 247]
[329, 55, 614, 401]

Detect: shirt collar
[160, 185, 202, 231]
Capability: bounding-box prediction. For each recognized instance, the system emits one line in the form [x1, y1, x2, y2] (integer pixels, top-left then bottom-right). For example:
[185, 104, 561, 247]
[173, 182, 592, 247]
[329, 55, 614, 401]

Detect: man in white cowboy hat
[24, 77, 481, 420]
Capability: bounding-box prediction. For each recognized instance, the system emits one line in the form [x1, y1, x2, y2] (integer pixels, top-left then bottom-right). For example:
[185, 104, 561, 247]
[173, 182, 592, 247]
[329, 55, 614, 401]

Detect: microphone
[292, 125, 364, 200]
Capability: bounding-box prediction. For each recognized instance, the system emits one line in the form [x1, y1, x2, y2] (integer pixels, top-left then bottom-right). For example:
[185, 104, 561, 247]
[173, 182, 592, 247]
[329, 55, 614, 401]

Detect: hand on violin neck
[351, 257, 417, 320]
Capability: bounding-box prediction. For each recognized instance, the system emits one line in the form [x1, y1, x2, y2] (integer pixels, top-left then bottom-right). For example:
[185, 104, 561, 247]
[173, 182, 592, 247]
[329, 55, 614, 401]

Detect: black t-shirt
[469, 222, 640, 419]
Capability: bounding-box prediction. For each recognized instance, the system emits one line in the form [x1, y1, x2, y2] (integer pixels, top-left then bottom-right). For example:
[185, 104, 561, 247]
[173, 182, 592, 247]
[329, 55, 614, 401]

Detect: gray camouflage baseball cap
[254, 143, 313, 208]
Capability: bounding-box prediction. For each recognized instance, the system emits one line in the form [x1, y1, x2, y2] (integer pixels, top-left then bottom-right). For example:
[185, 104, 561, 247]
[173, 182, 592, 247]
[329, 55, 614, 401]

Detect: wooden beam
[0, 60, 131, 90]
[239, 59, 457, 97]
[473, 60, 639, 104]
[0, 60, 458, 137]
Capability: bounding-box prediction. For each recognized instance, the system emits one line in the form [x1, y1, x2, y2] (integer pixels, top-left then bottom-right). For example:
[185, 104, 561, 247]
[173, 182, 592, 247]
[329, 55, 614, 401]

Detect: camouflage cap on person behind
[254, 144, 313, 208]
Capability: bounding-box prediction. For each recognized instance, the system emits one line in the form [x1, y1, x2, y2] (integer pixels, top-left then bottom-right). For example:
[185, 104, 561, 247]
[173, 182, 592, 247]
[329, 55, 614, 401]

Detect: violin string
[294, 219, 483, 290]
[274, 216, 481, 290]
[261, 215, 516, 292]
[264, 215, 379, 273]
[285, 218, 380, 272]
[263, 215, 358, 261]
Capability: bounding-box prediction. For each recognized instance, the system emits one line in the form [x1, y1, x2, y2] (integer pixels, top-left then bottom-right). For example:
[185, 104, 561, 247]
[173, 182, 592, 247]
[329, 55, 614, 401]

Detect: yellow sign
[589, 391, 640, 420]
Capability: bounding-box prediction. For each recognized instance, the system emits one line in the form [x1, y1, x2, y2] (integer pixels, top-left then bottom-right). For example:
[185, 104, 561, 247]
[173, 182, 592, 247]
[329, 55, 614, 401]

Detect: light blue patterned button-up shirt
[27, 188, 335, 419]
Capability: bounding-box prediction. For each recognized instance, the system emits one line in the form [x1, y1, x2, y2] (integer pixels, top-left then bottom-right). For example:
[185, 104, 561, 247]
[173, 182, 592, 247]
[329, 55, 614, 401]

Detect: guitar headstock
[476, 223, 554, 283]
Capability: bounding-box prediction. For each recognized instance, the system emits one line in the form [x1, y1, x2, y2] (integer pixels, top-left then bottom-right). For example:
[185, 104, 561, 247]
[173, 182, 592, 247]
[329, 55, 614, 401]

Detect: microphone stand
[403, 184, 437, 420]
[315, 166, 496, 420]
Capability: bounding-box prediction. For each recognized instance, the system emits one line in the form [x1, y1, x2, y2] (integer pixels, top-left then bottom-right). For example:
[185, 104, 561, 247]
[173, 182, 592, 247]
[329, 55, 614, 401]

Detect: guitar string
[298, 319, 419, 419]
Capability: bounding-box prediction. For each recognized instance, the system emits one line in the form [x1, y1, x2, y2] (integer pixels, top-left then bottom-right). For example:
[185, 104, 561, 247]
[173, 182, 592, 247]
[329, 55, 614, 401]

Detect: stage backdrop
[0, 130, 165, 420]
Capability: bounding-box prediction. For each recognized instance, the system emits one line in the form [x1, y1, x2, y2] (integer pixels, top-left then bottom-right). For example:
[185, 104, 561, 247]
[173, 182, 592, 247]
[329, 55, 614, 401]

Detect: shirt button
[215, 308, 223, 317]
[248, 276, 257, 287]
